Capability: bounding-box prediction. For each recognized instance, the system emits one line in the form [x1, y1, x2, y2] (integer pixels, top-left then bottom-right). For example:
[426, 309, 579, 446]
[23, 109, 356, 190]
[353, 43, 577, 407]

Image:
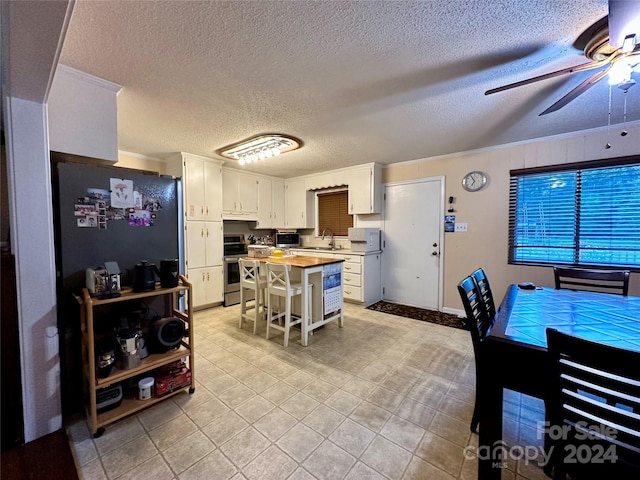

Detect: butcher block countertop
[245, 255, 344, 268]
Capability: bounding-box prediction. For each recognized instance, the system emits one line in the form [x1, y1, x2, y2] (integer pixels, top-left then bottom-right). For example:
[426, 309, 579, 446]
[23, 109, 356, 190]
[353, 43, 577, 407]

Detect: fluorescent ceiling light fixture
[217, 134, 302, 165]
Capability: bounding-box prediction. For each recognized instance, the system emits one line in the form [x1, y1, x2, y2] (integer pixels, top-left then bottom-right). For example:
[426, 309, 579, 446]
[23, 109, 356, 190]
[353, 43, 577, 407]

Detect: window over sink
[316, 189, 353, 237]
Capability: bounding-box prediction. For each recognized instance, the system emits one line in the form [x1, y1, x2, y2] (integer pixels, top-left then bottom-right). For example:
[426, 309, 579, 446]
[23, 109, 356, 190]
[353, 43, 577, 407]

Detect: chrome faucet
[321, 228, 335, 250]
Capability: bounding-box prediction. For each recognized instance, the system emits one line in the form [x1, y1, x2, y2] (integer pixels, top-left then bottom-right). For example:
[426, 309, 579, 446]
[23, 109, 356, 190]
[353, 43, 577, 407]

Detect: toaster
[85, 267, 109, 297]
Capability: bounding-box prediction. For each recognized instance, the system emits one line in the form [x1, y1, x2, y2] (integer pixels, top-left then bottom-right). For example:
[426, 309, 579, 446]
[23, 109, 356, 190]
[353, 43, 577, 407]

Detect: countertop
[289, 247, 381, 256]
[245, 255, 344, 268]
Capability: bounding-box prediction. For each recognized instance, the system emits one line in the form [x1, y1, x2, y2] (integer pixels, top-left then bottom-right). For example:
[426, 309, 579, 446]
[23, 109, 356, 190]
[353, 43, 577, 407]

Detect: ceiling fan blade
[538, 67, 611, 116]
[608, 0, 640, 49]
[485, 58, 610, 96]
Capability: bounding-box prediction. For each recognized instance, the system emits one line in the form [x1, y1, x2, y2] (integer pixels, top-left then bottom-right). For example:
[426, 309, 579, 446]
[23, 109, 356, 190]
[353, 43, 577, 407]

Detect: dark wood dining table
[478, 284, 640, 480]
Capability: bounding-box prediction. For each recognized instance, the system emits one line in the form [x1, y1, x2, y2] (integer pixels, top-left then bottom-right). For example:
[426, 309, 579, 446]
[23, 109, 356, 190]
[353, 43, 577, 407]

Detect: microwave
[275, 232, 301, 248]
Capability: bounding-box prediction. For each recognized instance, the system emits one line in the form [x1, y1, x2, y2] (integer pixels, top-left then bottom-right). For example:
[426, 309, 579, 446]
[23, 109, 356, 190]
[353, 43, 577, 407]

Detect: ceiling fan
[485, 0, 640, 115]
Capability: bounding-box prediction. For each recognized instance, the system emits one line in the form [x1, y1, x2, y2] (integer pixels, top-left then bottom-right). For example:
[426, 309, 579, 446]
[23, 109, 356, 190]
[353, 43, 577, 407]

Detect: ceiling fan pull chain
[621, 90, 628, 137]
[606, 84, 612, 149]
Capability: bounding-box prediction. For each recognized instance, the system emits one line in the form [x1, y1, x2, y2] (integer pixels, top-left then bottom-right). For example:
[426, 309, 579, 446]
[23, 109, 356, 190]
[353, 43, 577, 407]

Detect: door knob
[432, 243, 438, 247]
[432, 251, 439, 256]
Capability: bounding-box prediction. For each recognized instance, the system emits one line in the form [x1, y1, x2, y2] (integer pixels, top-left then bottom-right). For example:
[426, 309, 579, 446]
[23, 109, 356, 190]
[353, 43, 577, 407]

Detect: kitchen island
[289, 248, 382, 306]
[248, 255, 344, 346]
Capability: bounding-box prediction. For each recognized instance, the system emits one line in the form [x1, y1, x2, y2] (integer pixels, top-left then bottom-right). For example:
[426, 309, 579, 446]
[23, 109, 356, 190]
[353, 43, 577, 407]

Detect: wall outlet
[455, 223, 468, 232]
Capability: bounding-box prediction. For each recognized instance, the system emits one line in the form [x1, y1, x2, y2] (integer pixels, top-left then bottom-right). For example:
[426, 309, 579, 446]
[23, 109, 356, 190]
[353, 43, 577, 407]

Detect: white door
[383, 178, 443, 310]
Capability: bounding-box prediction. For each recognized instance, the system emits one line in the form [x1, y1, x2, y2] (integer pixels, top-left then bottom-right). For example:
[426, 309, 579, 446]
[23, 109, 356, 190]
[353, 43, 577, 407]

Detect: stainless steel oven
[223, 234, 249, 306]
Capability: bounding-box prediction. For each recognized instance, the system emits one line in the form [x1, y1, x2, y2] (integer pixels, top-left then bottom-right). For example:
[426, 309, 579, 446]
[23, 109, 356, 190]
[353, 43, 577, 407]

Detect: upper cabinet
[272, 180, 286, 228]
[348, 163, 382, 214]
[257, 178, 286, 229]
[48, 65, 122, 162]
[222, 169, 259, 220]
[301, 163, 382, 215]
[168, 153, 223, 221]
[285, 178, 314, 228]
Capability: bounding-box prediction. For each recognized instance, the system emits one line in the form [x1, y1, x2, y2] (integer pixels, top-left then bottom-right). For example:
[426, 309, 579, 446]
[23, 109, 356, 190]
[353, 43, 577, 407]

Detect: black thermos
[160, 259, 179, 288]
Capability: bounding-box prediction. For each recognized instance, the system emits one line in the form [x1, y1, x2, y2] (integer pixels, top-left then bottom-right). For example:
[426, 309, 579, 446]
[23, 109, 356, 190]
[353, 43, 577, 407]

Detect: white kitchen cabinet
[332, 252, 381, 306]
[222, 169, 259, 219]
[204, 160, 223, 220]
[184, 154, 222, 221]
[185, 221, 222, 269]
[257, 178, 286, 229]
[272, 179, 286, 228]
[289, 249, 382, 306]
[168, 153, 223, 221]
[257, 178, 273, 229]
[166, 153, 224, 309]
[185, 220, 222, 308]
[189, 266, 223, 307]
[348, 163, 382, 214]
[185, 221, 224, 308]
[285, 178, 314, 228]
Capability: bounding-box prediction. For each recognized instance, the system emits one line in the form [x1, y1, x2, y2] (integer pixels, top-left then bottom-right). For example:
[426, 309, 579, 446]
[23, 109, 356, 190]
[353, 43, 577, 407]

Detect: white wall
[4, 97, 62, 441]
[48, 65, 121, 161]
[384, 120, 640, 313]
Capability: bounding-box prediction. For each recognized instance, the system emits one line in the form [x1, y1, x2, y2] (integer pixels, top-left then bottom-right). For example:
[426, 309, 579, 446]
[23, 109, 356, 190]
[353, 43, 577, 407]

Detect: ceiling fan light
[608, 61, 631, 85]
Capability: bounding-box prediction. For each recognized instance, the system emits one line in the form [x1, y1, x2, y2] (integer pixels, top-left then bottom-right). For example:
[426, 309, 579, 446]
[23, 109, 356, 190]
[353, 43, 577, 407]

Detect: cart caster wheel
[189, 387, 195, 394]
[93, 428, 105, 438]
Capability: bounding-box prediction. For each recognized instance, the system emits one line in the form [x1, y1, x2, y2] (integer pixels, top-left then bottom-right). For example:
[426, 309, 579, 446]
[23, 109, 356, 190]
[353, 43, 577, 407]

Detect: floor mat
[366, 300, 468, 330]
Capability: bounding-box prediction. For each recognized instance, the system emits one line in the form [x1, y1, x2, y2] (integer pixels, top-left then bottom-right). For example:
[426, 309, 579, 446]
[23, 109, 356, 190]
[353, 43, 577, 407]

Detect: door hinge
[382, 287, 385, 294]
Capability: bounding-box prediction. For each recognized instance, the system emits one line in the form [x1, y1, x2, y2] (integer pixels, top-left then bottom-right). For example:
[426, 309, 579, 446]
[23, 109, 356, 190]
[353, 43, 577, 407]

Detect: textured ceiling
[58, 0, 640, 178]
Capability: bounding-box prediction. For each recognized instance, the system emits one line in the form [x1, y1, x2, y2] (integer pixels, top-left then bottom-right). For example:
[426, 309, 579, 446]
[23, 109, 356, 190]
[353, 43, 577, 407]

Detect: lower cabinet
[79, 277, 194, 438]
[188, 266, 223, 308]
[290, 250, 382, 306]
[332, 252, 381, 306]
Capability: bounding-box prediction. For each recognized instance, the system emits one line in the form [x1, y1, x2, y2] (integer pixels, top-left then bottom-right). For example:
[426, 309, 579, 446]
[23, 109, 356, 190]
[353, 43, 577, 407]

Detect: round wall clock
[462, 171, 487, 192]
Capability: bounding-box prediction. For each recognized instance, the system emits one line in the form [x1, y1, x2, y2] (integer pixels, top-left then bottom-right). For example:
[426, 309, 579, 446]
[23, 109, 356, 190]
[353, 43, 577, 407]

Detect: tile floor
[66, 302, 549, 480]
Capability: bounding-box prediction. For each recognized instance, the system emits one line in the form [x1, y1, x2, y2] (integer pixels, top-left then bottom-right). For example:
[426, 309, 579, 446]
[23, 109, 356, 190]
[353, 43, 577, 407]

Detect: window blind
[509, 159, 640, 269]
[317, 190, 353, 236]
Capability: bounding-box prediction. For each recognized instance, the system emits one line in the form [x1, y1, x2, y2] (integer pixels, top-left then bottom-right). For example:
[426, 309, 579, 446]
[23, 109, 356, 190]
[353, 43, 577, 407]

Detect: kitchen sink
[298, 246, 337, 251]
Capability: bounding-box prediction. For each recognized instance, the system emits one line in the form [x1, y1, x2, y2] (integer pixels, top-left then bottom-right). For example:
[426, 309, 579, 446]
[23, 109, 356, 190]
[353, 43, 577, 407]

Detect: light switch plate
[455, 223, 468, 232]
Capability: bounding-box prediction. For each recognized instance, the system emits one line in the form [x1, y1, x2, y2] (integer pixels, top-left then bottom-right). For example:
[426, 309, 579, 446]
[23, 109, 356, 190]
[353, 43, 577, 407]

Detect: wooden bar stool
[239, 258, 267, 334]
[265, 262, 312, 347]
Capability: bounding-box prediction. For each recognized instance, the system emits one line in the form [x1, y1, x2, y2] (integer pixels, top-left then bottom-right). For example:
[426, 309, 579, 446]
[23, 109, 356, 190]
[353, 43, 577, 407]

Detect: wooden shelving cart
[79, 275, 194, 437]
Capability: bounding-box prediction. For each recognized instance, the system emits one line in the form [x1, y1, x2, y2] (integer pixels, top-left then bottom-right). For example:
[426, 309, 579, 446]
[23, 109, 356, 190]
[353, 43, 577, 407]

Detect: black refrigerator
[52, 160, 182, 414]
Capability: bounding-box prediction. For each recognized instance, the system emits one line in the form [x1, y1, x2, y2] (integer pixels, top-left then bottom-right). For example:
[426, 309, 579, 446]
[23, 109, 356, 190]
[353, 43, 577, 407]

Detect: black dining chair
[457, 275, 494, 433]
[545, 328, 640, 479]
[472, 267, 496, 320]
[553, 266, 630, 296]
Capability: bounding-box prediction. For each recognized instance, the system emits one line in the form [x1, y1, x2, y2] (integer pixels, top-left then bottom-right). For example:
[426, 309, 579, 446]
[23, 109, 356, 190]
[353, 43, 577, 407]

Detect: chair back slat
[553, 266, 630, 296]
[457, 276, 492, 347]
[472, 267, 496, 319]
[240, 258, 261, 285]
[266, 262, 291, 292]
[546, 328, 640, 477]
